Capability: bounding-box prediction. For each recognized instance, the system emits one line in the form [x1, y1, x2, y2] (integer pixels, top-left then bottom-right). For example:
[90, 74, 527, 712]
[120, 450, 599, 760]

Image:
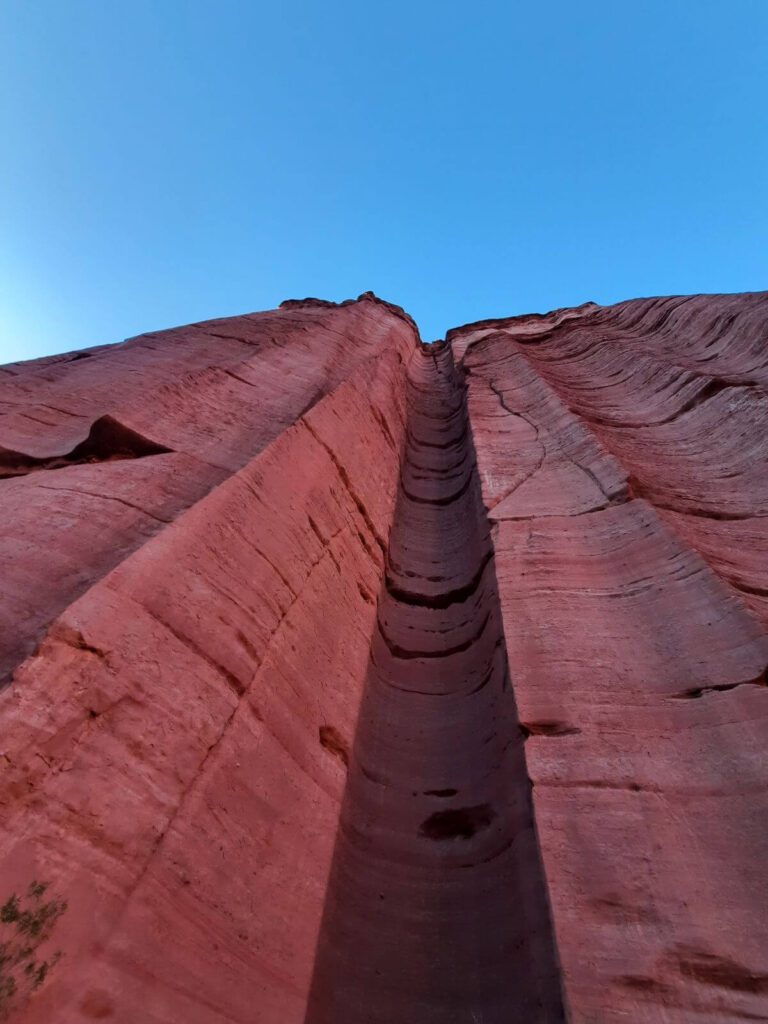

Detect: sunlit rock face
[1, 291, 767, 1023]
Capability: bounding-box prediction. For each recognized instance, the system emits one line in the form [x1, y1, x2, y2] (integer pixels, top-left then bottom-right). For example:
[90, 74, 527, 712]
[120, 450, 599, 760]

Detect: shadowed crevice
[304, 342, 566, 1024]
[0, 415, 172, 480]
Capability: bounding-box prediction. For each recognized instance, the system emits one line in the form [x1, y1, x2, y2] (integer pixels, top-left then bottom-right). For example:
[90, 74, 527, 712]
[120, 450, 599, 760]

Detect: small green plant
[0, 881, 67, 1019]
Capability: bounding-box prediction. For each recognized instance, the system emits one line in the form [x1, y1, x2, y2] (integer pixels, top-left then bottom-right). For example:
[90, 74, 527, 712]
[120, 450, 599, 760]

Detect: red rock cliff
[1, 291, 767, 1022]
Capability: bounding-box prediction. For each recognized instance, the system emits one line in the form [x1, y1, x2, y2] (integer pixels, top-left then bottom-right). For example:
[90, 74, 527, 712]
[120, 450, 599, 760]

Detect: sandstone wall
[2, 291, 768, 1022]
[454, 292, 768, 1023]
[0, 295, 415, 1022]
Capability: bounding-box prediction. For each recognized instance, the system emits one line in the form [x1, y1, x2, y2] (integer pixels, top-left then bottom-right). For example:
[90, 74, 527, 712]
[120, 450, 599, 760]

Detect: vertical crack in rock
[304, 343, 566, 1024]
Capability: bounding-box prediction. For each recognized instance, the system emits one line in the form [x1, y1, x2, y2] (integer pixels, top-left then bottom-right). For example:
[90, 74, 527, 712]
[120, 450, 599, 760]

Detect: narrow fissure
[304, 343, 566, 1023]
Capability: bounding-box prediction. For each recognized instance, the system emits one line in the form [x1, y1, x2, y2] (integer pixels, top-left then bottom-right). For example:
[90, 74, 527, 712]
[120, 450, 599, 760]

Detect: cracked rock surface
[1, 291, 767, 1022]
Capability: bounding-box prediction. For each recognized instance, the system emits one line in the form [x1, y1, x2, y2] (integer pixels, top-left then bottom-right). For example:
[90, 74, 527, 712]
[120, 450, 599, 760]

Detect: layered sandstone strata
[0, 291, 767, 1022]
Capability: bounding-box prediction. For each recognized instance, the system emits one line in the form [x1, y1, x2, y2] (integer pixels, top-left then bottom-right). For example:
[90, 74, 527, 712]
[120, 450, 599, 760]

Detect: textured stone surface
[453, 293, 768, 1023]
[0, 295, 413, 1022]
[1, 291, 767, 1022]
[305, 344, 564, 1023]
[0, 295, 412, 680]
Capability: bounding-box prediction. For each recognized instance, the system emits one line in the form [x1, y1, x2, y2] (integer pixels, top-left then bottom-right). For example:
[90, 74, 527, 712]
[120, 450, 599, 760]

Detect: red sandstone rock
[453, 293, 768, 1022]
[0, 291, 767, 1022]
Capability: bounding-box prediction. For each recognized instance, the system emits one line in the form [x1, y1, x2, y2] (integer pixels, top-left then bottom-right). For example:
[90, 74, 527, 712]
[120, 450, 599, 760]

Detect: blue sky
[1, 1, 767, 361]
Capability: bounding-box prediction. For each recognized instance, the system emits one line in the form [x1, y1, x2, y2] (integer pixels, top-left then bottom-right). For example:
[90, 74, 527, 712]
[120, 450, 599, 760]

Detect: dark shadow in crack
[0, 415, 172, 480]
[304, 342, 566, 1024]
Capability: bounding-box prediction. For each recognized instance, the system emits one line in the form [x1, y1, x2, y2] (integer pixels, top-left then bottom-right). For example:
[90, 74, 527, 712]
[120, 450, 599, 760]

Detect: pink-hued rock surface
[1, 290, 767, 1022]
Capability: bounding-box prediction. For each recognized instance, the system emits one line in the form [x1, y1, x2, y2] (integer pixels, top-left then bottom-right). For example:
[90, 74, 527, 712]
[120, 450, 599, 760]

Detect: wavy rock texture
[452, 293, 768, 1023]
[1, 291, 767, 1022]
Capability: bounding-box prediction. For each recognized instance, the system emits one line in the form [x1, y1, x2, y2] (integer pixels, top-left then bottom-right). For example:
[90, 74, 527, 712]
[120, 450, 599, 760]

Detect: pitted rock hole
[419, 803, 496, 841]
[319, 725, 349, 768]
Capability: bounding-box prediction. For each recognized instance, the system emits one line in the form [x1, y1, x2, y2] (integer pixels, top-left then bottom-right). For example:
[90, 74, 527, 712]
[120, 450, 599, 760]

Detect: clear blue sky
[1, 1, 767, 361]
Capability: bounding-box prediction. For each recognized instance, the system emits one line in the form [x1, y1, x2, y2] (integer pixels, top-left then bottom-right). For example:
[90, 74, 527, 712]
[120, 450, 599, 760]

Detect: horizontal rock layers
[1, 291, 767, 1022]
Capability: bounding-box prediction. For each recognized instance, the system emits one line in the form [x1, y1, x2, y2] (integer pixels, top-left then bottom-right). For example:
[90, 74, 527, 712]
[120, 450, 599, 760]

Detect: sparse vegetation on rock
[0, 881, 67, 1020]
